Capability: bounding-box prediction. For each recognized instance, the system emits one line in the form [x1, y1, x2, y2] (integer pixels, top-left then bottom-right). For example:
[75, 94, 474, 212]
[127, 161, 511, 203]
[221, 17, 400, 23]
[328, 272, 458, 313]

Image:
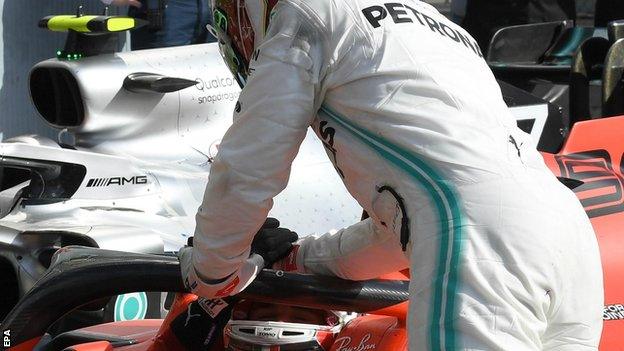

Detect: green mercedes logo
[114, 292, 148, 321]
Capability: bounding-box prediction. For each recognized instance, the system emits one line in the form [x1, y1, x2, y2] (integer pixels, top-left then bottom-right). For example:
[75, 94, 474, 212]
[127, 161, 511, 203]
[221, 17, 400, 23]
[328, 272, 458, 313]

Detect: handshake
[179, 218, 300, 298]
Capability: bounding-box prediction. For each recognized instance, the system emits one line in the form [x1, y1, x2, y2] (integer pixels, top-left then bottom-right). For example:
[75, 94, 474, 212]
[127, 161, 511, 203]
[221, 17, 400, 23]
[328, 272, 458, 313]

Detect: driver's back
[292, 0, 545, 183]
[278, 1, 604, 350]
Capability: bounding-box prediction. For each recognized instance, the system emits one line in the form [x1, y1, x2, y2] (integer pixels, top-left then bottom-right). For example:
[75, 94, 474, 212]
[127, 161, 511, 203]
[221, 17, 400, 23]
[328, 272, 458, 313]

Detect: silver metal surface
[0, 43, 362, 304]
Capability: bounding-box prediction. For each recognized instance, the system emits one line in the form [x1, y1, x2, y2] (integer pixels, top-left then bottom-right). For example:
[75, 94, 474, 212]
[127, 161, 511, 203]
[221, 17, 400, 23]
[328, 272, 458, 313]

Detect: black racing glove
[251, 218, 298, 267]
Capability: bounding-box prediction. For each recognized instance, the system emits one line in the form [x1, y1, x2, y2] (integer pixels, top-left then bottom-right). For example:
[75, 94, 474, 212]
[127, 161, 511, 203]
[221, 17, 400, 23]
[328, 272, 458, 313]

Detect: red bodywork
[541, 116, 624, 350]
[8, 118, 623, 351]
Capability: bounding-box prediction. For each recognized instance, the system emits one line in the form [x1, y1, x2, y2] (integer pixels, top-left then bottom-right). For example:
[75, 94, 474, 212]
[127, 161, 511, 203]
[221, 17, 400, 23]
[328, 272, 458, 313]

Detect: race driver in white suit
[179, 0, 604, 349]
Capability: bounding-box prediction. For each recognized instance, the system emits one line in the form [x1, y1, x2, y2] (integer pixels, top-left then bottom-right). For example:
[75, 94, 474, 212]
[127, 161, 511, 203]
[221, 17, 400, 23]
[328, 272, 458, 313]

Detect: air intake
[29, 67, 85, 128]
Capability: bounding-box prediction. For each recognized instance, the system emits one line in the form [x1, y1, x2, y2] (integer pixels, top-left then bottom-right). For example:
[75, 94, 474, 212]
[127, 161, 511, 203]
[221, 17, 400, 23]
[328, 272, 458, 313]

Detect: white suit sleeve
[191, 5, 324, 285]
[292, 218, 410, 280]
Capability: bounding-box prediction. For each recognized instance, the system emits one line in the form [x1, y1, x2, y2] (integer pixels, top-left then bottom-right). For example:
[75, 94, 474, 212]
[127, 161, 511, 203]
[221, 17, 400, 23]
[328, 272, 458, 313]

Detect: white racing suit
[186, 0, 604, 349]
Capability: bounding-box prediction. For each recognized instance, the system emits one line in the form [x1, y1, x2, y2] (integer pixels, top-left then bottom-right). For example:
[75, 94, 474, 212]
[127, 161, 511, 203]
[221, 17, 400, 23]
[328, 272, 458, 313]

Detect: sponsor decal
[114, 292, 148, 321]
[556, 150, 624, 218]
[198, 298, 229, 318]
[216, 276, 240, 297]
[509, 135, 522, 157]
[361, 3, 482, 57]
[195, 77, 236, 91]
[86, 175, 148, 187]
[197, 91, 240, 104]
[256, 327, 279, 338]
[335, 333, 376, 351]
[194, 76, 240, 104]
[319, 120, 345, 179]
[604, 304, 624, 321]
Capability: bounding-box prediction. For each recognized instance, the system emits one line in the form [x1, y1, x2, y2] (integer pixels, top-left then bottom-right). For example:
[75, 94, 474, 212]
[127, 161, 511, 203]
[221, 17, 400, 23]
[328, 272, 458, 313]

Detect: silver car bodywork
[0, 43, 362, 308]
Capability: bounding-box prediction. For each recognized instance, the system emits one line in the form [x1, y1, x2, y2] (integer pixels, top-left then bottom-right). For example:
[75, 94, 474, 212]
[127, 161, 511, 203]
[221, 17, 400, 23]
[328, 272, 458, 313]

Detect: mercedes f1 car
[2, 11, 624, 351]
[0, 12, 363, 324]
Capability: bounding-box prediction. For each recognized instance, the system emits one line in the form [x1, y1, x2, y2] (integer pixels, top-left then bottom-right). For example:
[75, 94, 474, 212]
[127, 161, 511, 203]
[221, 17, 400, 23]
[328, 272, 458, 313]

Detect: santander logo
[334, 333, 376, 351]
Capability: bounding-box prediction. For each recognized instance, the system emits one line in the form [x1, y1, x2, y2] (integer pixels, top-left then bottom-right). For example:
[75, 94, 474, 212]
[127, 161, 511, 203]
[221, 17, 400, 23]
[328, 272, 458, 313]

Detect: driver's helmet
[224, 300, 353, 351]
[208, 0, 279, 86]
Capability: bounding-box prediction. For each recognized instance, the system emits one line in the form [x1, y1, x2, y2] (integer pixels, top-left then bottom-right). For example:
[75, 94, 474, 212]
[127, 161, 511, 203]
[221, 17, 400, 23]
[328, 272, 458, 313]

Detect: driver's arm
[278, 218, 410, 280]
[185, 3, 326, 298]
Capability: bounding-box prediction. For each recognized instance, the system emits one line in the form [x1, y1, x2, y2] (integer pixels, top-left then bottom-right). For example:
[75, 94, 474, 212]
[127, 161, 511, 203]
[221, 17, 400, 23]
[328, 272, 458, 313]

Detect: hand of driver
[179, 245, 264, 299]
[178, 218, 296, 299]
[251, 218, 298, 268]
